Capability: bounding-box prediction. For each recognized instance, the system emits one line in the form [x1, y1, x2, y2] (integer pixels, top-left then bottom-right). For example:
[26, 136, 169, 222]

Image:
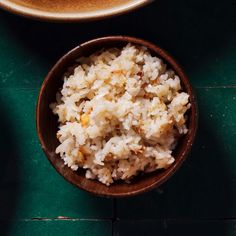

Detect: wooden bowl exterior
[36, 36, 198, 197]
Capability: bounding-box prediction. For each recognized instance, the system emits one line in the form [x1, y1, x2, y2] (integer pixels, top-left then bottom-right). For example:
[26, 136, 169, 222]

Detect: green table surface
[0, 0, 235, 235]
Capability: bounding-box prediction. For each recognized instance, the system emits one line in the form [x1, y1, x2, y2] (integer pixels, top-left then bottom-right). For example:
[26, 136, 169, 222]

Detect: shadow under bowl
[36, 36, 198, 197]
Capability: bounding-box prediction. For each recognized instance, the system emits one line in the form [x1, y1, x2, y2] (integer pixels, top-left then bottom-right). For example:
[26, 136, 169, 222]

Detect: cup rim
[36, 36, 198, 197]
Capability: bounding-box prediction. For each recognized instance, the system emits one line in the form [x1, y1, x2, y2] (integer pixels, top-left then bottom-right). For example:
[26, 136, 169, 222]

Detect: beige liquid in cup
[11, 0, 132, 13]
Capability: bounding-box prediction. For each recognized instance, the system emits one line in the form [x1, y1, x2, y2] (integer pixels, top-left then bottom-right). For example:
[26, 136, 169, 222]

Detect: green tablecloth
[0, 0, 235, 235]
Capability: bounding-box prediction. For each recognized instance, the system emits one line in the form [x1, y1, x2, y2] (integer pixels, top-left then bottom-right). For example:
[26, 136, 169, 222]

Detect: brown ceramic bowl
[0, 0, 151, 22]
[36, 36, 198, 197]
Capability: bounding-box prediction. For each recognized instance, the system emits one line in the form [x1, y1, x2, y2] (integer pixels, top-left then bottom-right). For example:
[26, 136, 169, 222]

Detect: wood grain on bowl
[11, 0, 132, 13]
[36, 36, 198, 197]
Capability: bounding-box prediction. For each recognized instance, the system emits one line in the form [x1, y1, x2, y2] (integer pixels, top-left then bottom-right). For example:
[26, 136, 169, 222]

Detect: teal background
[0, 0, 235, 235]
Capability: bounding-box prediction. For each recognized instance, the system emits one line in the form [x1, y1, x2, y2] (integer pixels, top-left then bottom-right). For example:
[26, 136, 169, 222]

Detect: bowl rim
[36, 36, 198, 197]
[0, 0, 151, 22]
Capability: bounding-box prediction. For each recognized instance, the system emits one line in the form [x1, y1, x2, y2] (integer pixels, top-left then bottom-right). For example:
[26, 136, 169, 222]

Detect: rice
[50, 44, 190, 186]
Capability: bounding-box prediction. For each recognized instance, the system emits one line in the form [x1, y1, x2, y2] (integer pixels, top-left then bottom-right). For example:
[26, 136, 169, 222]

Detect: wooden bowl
[36, 36, 198, 197]
[0, 0, 151, 22]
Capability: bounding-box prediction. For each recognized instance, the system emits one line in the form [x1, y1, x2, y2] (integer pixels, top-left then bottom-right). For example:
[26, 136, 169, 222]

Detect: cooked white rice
[51, 44, 190, 186]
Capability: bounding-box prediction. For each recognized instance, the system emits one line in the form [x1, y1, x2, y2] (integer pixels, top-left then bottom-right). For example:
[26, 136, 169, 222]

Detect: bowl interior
[37, 36, 197, 197]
